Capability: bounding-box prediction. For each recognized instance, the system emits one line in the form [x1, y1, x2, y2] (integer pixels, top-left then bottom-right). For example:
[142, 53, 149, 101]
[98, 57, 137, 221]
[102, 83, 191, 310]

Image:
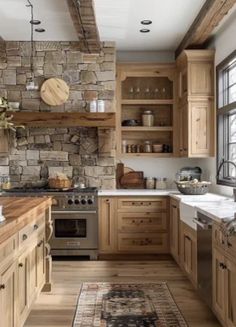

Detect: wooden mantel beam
[175, 0, 236, 58]
[67, 0, 101, 53]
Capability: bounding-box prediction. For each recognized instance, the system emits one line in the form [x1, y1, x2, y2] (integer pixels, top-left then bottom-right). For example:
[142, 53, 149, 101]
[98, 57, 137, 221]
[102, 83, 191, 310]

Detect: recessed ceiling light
[141, 20, 152, 25]
[35, 28, 45, 33]
[140, 29, 150, 33]
[30, 19, 41, 25]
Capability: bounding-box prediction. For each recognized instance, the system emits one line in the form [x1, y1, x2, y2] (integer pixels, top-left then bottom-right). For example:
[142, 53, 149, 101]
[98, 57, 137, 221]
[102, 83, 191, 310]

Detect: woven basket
[48, 178, 72, 189]
[175, 181, 211, 195]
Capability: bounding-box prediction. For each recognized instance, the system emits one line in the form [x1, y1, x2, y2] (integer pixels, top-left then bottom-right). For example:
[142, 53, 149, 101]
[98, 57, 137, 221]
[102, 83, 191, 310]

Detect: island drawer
[19, 213, 45, 246]
[0, 234, 18, 269]
[117, 197, 167, 212]
[118, 212, 167, 233]
[118, 232, 169, 253]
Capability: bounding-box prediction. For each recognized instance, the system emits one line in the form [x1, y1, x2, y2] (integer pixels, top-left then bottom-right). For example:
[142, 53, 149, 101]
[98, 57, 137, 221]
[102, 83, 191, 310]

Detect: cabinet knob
[34, 224, 39, 230]
[37, 240, 44, 247]
[227, 241, 232, 247]
[22, 234, 28, 241]
[0, 284, 5, 290]
[19, 263, 23, 267]
[179, 148, 183, 152]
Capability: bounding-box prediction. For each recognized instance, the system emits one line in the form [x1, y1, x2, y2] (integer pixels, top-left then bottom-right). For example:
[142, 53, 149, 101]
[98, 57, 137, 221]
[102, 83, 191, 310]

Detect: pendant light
[25, 0, 45, 91]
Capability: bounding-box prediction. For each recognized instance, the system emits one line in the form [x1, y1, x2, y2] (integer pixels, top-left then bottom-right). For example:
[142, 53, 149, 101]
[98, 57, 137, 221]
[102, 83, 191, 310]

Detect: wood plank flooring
[25, 258, 222, 327]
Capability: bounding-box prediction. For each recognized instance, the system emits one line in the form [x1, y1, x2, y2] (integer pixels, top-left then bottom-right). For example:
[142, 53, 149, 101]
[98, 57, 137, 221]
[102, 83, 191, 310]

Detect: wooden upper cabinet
[176, 50, 215, 158]
[116, 63, 177, 158]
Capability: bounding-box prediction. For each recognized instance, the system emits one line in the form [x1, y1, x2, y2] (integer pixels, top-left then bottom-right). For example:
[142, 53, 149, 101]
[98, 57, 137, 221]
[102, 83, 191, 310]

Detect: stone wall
[0, 41, 116, 189]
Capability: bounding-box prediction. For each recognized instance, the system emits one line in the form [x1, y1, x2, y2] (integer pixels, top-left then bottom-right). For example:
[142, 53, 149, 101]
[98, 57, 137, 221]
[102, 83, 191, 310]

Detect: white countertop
[171, 193, 236, 223]
[98, 189, 236, 223]
[98, 189, 178, 196]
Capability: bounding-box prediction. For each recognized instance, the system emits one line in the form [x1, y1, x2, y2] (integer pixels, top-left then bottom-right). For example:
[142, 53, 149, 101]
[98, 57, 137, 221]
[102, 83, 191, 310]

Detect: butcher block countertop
[0, 197, 52, 245]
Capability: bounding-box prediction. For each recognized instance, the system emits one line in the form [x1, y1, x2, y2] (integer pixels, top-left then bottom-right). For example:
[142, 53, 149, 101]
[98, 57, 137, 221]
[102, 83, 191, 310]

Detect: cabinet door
[36, 236, 45, 291]
[28, 246, 37, 304]
[225, 258, 236, 327]
[189, 62, 213, 96]
[99, 198, 117, 253]
[18, 253, 29, 324]
[179, 102, 188, 157]
[212, 248, 226, 322]
[0, 262, 17, 327]
[180, 223, 197, 286]
[170, 199, 180, 262]
[189, 99, 214, 157]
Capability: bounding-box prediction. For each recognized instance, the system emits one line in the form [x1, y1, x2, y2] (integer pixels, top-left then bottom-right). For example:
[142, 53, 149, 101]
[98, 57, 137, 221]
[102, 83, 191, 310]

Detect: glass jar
[89, 100, 97, 112]
[143, 140, 152, 153]
[142, 110, 154, 127]
[156, 178, 167, 190]
[97, 100, 105, 112]
[146, 177, 156, 189]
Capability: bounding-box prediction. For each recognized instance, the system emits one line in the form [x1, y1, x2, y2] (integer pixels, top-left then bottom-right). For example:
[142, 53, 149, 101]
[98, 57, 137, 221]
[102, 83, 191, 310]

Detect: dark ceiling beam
[67, 0, 101, 53]
[175, 0, 236, 58]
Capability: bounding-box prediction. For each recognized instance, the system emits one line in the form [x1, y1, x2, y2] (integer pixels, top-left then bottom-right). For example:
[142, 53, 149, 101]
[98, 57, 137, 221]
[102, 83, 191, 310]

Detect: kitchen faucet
[216, 158, 236, 201]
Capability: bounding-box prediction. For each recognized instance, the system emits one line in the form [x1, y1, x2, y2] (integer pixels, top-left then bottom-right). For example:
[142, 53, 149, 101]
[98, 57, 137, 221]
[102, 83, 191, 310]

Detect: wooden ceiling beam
[175, 0, 236, 58]
[67, 0, 101, 53]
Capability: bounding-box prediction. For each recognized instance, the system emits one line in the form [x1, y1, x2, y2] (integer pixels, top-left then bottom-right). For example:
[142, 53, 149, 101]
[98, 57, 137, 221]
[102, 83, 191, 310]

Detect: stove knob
[74, 199, 80, 205]
[87, 198, 94, 205]
[81, 198, 87, 205]
[68, 199, 73, 205]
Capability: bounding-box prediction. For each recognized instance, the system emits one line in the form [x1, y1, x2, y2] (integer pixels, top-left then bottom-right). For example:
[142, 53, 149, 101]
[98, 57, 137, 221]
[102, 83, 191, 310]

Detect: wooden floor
[25, 258, 222, 327]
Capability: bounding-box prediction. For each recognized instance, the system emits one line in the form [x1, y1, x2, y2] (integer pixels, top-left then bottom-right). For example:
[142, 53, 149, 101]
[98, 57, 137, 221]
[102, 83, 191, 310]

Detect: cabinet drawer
[117, 197, 167, 212]
[118, 233, 169, 253]
[118, 212, 167, 233]
[19, 214, 45, 246]
[0, 234, 18, 267]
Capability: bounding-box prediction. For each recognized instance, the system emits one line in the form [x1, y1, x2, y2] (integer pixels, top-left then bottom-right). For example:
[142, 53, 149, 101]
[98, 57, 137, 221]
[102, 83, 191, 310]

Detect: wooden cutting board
[40, 78, 69, 106]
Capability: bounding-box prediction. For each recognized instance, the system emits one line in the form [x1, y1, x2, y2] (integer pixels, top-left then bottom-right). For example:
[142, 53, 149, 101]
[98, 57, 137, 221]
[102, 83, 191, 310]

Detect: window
[217, 50, 236, 186]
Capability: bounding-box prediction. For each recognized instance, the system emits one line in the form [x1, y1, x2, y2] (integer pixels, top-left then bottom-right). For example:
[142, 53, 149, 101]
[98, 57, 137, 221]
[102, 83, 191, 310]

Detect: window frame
[217, 49, 236, 187]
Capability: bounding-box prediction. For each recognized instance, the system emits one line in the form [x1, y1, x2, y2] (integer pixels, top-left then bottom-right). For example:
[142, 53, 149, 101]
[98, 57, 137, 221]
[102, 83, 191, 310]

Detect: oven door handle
[52, 210, 97, 214]
[193, 218, 212, 230]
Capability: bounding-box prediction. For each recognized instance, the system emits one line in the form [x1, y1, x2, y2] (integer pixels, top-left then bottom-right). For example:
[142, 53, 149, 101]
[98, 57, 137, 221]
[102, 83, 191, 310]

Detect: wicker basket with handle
[48, 177, 72, 189]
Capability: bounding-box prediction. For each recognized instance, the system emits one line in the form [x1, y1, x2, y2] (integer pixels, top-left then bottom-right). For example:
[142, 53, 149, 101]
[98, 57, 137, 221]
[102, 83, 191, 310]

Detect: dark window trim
[217, 50, 236, 187]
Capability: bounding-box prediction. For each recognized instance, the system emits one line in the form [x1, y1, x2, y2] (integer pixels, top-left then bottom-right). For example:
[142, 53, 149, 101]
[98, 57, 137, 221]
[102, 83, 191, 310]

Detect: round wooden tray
[40, 78, 69, 106]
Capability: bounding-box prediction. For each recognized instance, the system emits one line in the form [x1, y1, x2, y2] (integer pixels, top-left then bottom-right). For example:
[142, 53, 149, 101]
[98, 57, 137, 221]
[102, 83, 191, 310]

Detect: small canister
[156, 178, 167, 190]
[97, 100, 105, 112]
[89, 100, 97, 112]
[143, 140, 152, 153]
[142, 110, 154, 127]
[146, 177, 156, 189]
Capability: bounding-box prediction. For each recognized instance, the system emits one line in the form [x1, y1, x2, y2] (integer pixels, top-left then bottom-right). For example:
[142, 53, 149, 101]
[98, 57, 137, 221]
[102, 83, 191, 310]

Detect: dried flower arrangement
[0, 97, 24, 131]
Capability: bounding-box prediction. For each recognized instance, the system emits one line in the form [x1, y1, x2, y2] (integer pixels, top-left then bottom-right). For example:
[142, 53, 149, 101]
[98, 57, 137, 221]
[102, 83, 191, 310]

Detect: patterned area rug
[73, 283, 188, 327]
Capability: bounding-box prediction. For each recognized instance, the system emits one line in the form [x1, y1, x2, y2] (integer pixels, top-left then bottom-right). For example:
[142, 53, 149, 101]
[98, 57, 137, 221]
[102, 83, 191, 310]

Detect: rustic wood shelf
[121, 126, 173, 132]
[121, 99, 174, 105]
[119, 153, 173, 158]
[11, 112, 116, 128]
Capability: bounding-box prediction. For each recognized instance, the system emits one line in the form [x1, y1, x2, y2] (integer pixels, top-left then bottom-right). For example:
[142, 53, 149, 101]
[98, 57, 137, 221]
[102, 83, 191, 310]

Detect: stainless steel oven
[48, 188, 98, 260]
[50, 209, 98, 258]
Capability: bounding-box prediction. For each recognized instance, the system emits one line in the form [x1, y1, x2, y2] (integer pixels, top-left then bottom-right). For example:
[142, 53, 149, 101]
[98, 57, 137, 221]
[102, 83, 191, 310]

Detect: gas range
[3, 186, 98, 210]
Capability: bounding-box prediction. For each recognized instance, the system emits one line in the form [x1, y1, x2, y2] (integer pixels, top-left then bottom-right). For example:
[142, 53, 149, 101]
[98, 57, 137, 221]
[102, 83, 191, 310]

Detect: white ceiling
[0, 0, 78, 41]
[94, 0, 206, 51]
[0, 0, 212, 51]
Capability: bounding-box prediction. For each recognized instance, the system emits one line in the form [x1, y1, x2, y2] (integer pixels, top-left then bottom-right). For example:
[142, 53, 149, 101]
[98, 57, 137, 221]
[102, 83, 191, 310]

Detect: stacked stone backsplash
[0, 41, 116, 189]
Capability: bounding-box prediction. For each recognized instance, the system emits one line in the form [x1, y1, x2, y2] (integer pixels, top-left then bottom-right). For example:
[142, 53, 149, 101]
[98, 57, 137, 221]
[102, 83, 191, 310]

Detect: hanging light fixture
[25, 0, 45, 91]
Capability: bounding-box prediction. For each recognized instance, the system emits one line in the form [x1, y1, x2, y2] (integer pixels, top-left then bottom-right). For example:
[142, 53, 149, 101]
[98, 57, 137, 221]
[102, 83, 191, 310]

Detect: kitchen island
[0, 197, 52, 327]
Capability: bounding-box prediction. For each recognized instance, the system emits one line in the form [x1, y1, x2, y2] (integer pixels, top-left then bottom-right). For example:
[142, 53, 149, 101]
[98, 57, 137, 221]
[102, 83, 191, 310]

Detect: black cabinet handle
[22, 234, 28, 241]
[34, 224, 39, 230]
[37, 240, 44, 247]
[0, 284, 5, 290]
[19, 263, 23, 267]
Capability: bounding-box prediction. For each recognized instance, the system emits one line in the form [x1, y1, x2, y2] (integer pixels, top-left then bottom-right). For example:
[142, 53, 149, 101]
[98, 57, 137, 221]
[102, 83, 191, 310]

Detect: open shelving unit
[116, 63, 177, 157]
